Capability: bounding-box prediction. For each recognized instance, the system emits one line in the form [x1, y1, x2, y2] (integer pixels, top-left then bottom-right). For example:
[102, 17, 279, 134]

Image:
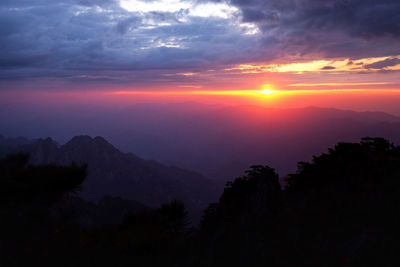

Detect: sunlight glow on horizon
[3, 88, 400, 116]
[109, 88, 400, 98]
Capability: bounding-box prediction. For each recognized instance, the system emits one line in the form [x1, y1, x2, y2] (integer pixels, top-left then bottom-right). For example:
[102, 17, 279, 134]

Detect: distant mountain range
[93, 104, 400, 179]
[0, 135, 219, 218]
[2, 104, 400, 181]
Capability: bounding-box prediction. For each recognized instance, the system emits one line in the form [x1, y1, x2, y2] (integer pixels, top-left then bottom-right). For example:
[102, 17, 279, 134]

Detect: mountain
[0, 135, 218, 217]
[2, 103, 400, 181]
[98, 104, 400, 179]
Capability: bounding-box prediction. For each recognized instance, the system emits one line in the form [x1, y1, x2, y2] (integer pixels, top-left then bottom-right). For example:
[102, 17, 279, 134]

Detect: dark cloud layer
[365, 58, 400, 70]
[0, 0, 260, 82]
[0, 0, 399, 84]
[224, 0, 400, 59]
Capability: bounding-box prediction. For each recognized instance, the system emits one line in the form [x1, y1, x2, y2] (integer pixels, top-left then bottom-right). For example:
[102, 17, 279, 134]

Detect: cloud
[0, 0, 260, 83]
[364, 58, 400, 70]
[1, 0, 399, 87]
[219, 0, 400, 59]
[321, 66, 336, 70]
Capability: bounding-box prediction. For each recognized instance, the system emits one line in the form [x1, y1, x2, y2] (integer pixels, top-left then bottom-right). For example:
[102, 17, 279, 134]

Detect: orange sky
[3, 86, 400, 116]
[1, 55, 400, 115]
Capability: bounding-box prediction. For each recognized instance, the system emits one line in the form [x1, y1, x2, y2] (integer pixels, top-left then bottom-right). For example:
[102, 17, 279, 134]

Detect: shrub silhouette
[0, 153, 87, 267]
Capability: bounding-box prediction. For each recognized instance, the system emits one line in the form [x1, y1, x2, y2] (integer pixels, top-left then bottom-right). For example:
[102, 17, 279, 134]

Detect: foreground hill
[0, 135, 218, 215]
[2, 137, 400, 266]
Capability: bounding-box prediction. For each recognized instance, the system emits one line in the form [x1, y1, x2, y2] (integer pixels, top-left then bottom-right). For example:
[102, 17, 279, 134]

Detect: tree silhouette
[197, 165, 281, 267]
[0, 153, 87, 267]
[202, 165, 281, 229]
[281, 137, 400, 266]
[195, 138, 400, 267]
[0, 153, 87, 207]
[3, 138, 400, 267]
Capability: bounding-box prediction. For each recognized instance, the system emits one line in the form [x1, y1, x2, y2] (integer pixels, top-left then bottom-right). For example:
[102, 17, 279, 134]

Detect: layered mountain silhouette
[87, 104, 400, 179]
[3, 103, 400, 181]
[0, 135, 218, 216]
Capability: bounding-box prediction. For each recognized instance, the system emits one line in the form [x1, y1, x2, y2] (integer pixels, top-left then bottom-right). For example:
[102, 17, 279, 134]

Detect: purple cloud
[0, 0, 399, 86]
[364, 58, 400, 70]
[321, 66, 336, 70]
[220, 0, 400, 59]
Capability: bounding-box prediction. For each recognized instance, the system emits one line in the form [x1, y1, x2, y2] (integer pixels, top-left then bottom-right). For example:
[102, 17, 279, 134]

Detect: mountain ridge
[0, 135, 218, 217]
[2, 105, 400, 181]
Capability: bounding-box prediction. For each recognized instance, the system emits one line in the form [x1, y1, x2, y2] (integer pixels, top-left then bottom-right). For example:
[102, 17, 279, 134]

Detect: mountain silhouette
[3, 104, 400, 181]
[0, 135, 218, 218]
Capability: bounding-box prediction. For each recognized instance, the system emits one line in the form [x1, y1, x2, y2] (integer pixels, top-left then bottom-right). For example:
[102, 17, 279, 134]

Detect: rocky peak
[93, 136, 116, 150]
[59, 135, 123, 167]
[63, 135, 116, 152]
[64, 135, 94, 147]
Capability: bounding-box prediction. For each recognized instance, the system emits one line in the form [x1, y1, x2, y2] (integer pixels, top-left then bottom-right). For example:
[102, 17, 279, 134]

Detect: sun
[258, 88, 275, 95]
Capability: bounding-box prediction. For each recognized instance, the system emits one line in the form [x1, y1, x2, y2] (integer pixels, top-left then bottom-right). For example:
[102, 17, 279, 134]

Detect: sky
[1, 0, 400, 113]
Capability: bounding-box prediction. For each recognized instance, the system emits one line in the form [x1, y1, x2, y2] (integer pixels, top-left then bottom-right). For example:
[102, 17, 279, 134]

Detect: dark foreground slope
[0, 135, 218, 215]
[1, 137, 400, 267]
